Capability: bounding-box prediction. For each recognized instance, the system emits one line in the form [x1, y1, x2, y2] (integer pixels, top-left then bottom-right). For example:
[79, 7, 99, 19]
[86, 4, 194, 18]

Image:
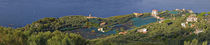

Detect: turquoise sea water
[131, 16, 157, 27]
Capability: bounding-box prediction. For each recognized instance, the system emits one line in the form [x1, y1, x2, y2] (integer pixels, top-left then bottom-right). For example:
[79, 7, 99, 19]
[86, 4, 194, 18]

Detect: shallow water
[132, 16, 157, 27]
[0, 0, 210, 27]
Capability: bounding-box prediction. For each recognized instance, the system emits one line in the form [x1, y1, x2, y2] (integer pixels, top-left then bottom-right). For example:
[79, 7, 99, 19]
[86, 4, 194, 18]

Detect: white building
[137, 28, 148, 33]
[186, 14, 197, 22]
[188, 10, 194, 13]
[175, 9, 181, 11]
[181, 23, 186, 28]
[152, 9, 158, 16]
[98, 28, 105, 32]
[194, 29, 203, 34]
[182, 9, 186, 11]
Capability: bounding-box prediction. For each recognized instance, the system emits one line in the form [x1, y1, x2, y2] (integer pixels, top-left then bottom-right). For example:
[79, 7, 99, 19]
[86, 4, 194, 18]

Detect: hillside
[0, 9, 210, 45]
[21, 13, 155, 39]
[89, 9, 210, 45]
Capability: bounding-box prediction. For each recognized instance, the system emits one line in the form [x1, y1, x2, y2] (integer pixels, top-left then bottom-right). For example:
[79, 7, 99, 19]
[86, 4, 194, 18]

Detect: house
[194, 29, 203, 34]
[186, 14, 197, 22]
[181, 23, 186, 28]
[182, 14, 186, 16]
[187, 10, 194, 13]
[190, 24, 195, 28]
[87, 14, 97, 18]
[152, 9, 158, 16]
[137, 28, 148, 34]
[98, 28, 104, 32]
[176, 9, 186, 12]
[119, 31, 128, 35]
[133, 12, 143, 17]
[156, 16, 160, 19]
[182, 9, 186, 11]
[175, 9, 181, 11]
[182, 9, 186, 12]
[159, 17, 165, 20]
[100, 22, 106, 26]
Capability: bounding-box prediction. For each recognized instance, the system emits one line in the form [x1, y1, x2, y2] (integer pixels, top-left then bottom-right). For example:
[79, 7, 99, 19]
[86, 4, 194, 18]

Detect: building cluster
[179, 11, 204, 34]
[175, 9, 186, 12]
[87, 9, 203, 34]
[186, 14, 198, 22]
[150, 9, 203, 34]
[181, 14, 198, 28]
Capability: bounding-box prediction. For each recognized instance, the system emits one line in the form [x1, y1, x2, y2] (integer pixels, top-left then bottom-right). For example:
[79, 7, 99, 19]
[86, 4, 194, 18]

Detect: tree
[202, 41, 208, 45]
[208, 12, 210, 15]
[198, 12, 206, 18]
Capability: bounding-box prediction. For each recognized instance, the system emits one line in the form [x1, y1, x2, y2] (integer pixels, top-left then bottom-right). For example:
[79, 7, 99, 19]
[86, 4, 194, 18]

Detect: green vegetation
[88, 10, 210, 45]
[0, 27, 87, 45]
[184, 39, 208, 45]
[0, 10, 210, 45]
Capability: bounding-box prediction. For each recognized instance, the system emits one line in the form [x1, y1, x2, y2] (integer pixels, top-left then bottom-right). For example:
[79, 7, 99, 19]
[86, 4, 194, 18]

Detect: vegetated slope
[0, 26, 87, 45]
[89, 11, 210, 45]
[1, 9, 210, 45]
[22, 13, 155, 39]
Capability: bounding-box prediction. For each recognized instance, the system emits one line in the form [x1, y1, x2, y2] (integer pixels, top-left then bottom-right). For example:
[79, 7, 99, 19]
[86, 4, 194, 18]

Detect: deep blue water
[0, 0, 210, 27]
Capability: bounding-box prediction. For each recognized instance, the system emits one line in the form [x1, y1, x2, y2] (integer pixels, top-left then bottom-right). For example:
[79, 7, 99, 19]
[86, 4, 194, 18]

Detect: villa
[152, 9, 158, 17]
[187, 10, 194, 13]
[181, 23, 186, 28]
[98, 28, 105, 32]
[137, 28, 148, 34]
[159, 17, 165, 20]
[182, 9, 186, 11]
[186, 14, 197, 22]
